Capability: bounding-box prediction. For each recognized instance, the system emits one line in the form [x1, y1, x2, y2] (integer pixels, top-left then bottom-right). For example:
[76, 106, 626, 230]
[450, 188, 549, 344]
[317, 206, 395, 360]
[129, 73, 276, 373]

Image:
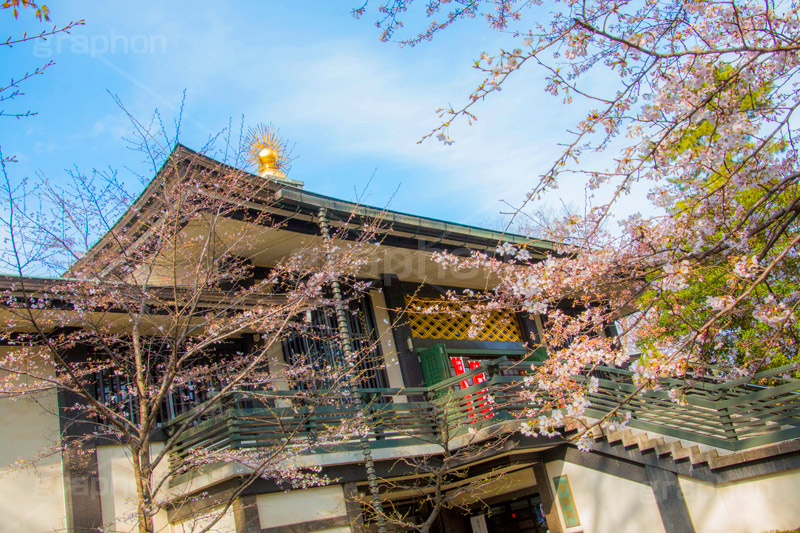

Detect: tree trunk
[131, 319, 156, 533]
[132, 446, 156, 533]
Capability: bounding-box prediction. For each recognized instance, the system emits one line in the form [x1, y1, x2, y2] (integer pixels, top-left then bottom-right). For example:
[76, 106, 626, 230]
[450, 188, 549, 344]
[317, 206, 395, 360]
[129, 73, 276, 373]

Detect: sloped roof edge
[71, 143, 554, 275]
[274, 186, 554, 251]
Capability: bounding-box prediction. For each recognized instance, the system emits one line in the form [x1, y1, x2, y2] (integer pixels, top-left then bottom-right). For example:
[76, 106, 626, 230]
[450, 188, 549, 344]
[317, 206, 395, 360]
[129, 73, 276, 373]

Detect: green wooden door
[525, 346, 548, 363]
[418, 343, 451, 387]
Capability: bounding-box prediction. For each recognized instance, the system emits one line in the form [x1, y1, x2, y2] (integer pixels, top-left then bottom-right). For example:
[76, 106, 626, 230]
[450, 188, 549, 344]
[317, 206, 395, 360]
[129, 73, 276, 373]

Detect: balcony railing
[164, 358, 800, 469]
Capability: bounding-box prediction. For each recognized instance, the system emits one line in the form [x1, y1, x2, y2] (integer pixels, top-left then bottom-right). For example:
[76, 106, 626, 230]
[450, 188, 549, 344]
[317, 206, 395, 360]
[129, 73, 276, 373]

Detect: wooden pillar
[343, 482, 366, 533]
[370, 289, 406, 391]
[380, 275, 424, 388]
[57, 342, 105, 533]
[531, 461, 563, 533]
[233, 495, 261, 533]
[646, 465, 696, 533]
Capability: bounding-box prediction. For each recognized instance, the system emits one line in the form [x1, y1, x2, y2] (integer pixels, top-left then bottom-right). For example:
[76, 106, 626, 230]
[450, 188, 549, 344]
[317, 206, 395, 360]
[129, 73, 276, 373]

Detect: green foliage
[639, 63, 799, 372]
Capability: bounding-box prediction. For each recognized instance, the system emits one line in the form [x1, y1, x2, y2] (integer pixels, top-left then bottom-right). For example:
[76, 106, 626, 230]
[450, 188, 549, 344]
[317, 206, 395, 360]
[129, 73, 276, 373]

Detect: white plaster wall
[96, 443, 170, 532]
[256, 484, 347, 529]
[680, 468, 800, 533]
[545, 459, 665, 533]
[0, 348, 67, 532]
[171, 505, 237, 533]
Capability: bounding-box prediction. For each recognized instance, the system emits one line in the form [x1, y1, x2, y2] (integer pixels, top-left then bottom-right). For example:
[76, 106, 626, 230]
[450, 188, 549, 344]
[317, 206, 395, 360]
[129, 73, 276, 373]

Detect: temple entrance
[466, 493, 548, 533]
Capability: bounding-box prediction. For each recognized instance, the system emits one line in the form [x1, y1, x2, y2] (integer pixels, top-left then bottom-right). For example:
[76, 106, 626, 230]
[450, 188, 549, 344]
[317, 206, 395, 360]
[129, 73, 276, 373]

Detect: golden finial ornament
[246, 123, 290, 178]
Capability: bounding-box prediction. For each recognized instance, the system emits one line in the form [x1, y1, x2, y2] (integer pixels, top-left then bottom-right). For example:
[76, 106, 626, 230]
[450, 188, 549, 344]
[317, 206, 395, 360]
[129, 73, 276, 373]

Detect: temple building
[1, 144, 799, 533]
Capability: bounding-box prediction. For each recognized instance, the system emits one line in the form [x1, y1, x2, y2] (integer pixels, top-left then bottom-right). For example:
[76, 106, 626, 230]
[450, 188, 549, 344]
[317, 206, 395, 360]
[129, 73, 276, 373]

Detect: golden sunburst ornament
[246, 123, 290, 176]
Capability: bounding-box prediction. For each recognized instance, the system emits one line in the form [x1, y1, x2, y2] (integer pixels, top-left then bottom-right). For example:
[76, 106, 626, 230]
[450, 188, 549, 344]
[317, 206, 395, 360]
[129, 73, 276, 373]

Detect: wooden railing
[580, 361, 800, 451]
[165, 390, 439, 468]
[164, 358, 800, 467]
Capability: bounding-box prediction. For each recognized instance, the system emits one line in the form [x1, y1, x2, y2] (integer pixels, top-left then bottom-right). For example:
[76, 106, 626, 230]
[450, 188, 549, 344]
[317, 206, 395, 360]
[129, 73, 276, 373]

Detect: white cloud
[7, 1, 653, 228]
[258, 42, 588, 219]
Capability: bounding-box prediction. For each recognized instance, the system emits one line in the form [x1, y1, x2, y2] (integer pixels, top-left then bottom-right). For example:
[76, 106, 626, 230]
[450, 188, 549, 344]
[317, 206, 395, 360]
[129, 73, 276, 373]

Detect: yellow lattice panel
[406, 298, 523, 342]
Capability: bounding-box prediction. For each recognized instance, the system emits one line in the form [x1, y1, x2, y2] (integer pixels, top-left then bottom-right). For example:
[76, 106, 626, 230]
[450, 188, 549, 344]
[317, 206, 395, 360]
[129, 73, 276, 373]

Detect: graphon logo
[33, 30, 167, 58]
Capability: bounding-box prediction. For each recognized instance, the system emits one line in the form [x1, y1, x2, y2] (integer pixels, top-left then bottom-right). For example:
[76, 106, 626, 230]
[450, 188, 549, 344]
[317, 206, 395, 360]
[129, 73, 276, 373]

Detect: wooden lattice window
[406, 297, 523, 342]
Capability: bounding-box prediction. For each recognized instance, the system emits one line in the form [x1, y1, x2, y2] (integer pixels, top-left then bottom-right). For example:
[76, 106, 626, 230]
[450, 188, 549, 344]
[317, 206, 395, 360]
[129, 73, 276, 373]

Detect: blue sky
[1, 1, 610, 229]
